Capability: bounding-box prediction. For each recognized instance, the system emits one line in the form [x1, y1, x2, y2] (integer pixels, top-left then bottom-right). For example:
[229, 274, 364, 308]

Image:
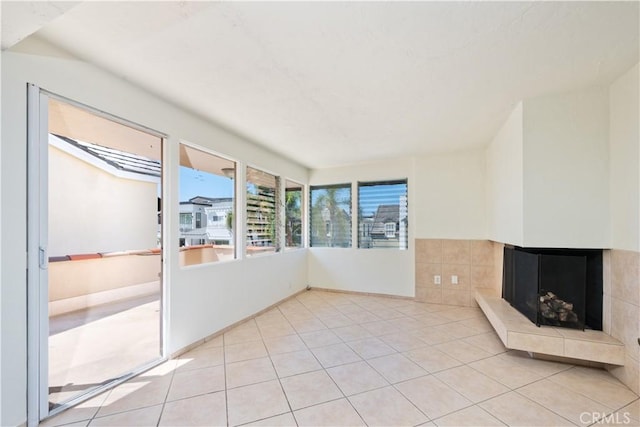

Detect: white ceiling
[4, 1, 639, 169]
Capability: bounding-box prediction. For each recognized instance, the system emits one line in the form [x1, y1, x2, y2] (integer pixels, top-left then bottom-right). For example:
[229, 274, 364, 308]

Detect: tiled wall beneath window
[415, 239, 503, 307]
[605, 249, 640, 394]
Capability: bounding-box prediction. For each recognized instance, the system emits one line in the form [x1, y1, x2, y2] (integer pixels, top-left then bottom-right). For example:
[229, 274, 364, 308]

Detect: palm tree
[285, 189, 302, 247]
[311, 187, 351, 247]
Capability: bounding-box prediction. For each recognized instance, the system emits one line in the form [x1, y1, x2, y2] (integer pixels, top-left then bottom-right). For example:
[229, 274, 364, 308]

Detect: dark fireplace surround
[502, 246, 603, 331]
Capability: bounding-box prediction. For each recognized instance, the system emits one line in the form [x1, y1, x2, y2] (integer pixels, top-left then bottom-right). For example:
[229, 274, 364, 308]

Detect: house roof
[371, 205, 400, 235]
[53, 134, 161, 178]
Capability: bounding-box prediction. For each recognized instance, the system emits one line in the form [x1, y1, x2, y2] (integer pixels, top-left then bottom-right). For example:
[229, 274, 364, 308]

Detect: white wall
[413, 149, 487, 240]
[522, 86, 610, 248]
[486, 103, 524, 246]
[49, 144, 158, 255]
[610, 63, 640, 252]
[308, 158, 415, 296]
[1, 39, 308, 426]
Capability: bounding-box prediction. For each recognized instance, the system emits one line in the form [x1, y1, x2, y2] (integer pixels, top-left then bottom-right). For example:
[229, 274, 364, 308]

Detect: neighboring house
[179, 196, 233, 246]
[48, 133, 160, 256]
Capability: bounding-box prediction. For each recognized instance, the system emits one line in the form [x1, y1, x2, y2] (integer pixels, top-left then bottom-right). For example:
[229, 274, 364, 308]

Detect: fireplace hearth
[502, 246, 603, 331]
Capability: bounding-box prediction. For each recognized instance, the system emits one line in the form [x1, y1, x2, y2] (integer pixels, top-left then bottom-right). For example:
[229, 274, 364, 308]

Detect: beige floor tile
[270, 349, 322, 378]
[280, 370, 344, 410]
[224, 321, 262, 345]
[367, 353, 428, 383]
[432, 405, 505, 426]
[227, 380, 290, 426]
[435, 365, 509, 403]
[462, 331, 508, 355]
[379, 332, 429, 352]
[348, 386, 429, 426]
[620, 400, 640, 421]
[327, 361, 389, 395]
[404, 347, 463, 373]
[258, 322, 297, 338]
[289, 318, 327, 333]
[263, 334, 306, 355]
[501, 350, 574, 377]
[412, 328, 455, 345]
[95, 375, 172, 417]
[479, 392, 575, 426]
[159, 391, 226, 426]
[166, 365, 225, 401]
[346, 337, 396, 359]
[201, 335, 224, 349]
[517, 379, 613, 426]
[413, 313, 451, 327]
[371, 308, 405, 320]
[90, 404, 162, 426]
[224, 340, 267, 363]
[548, 367, 638, 409]
[457, 316, 495, 333]
[469, 354, 543, 388]
[395, 375, 472, 420]
[299, 329, 342, 348]
[40, 392, 107, 427]
[360, 320, 401, 336]
[345, 310, 381, 324]
[434, 340, 493, 363]
[176, 346, 225, 372]
[431, 322, 480, 339]
[311, 343, 361, 368]
[293, 398, 365, 427]
[387, 316, 426, 330]
[319, 314, 355, 328]
[226, 357, 276, 389]
[244, 412, 297, 426]
[438, 307, 483, 321]
[332, 324, 374, 342]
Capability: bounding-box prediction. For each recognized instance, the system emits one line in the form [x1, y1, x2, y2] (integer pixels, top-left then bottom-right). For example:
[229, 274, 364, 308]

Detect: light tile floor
[41, 290, 640, 427]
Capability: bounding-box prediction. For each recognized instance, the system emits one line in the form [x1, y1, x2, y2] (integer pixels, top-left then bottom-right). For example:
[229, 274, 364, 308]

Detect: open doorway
[28, 87, 165, 422]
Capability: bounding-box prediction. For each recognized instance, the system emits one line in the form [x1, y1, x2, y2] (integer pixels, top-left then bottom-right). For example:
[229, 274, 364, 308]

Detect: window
[285, 180, 303, 249]
[358, 180, 407, 249]
[179, 143, 235, 266]
[246, 167, 278, 255]
[310, 184, 352, 247]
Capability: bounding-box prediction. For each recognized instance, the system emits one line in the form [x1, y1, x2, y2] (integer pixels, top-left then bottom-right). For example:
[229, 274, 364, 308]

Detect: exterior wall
[1, 41, 308, 426]
[415, 239, 502, 306]
[606, 63, 640, 393]
[486, 102, 524, 246]
[522, 86, 610, 248]
[49, 144, 158, 256]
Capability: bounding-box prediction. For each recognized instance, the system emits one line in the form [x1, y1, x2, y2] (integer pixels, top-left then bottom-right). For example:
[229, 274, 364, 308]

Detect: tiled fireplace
[415, 239, 640, 394]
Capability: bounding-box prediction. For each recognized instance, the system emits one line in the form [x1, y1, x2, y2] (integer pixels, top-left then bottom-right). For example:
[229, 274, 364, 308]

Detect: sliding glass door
[28, 86, 165, 423]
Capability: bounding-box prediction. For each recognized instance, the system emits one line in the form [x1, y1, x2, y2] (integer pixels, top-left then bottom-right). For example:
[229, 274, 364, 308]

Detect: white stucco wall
[610, 63, 640, 252]
[485, 103, 524, 246]
[522, 86, 610, 248]
[49, 143, 159, 255]
[413, 149, 487, 240]
[1, 40, 308, 426]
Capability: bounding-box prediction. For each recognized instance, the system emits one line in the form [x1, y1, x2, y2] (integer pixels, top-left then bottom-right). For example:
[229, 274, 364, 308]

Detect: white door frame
[26, 85, 168, 426]
[27, 84, 50, 427]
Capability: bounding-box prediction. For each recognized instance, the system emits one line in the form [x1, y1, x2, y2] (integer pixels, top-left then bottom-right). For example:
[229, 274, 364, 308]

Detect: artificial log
[539, 292, 578, 324]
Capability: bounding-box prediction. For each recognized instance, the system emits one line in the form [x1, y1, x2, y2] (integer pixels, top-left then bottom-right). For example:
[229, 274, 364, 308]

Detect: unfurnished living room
[1, 1, 639, 426]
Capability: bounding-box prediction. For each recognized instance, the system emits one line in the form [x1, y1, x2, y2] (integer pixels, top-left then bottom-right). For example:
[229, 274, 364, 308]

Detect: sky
[179, 166, 234, 201]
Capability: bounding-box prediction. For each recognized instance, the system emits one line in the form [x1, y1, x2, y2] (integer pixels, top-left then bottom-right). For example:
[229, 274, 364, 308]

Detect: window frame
[178, 141, 237, 267]
[357, 179, 408, 250]
[309, 183, 353, 248]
